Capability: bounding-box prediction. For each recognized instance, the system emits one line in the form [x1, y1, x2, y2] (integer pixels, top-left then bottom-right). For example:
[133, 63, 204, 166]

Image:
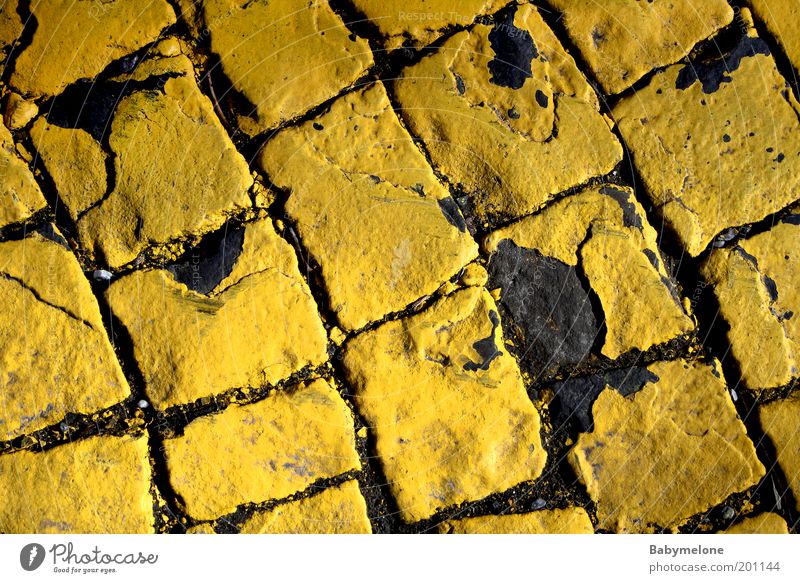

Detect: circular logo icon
[20, 543, 46, 571]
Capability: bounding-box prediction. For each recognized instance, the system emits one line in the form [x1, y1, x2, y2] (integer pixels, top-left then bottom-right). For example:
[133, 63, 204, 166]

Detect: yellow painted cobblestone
[261, 82, 478, 331]
[548, 0, 733, 94]
[163, 379, 360, 521]
[569, 359, 764, 532]
[0, 120, 46, 229]
[393, 2, 622, 227]
[106, 219, 328, 410]
[438, 507, 594, 534]
[0, 231, 130, 440]
[342, 286, 547, 523]
[239, 481, 371, 534]
[719, 513, 789, 534]
[759, 395, 800, 512]
[0, 435, 153, 533]
[614, 10, 800, 256]
[202, 0, 373, 135]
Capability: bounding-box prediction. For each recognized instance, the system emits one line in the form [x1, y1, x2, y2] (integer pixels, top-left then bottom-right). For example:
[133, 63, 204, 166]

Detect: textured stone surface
[0, 435, 153, 533]
[343, 286, 547, 523]
[438, 507, 594, 534]
[0, 232, 131, 440]
[701, 218, 799, 390]
[393, 3, 622, 227]
[548, 0, 733, 94]
[485, 184, 692, 374]
[261, 82, 478, 331]
[759, 395, 800, 512]
[239, 481, 371, 534]
[346, 0, 507, 49]
[163, 379, 360, 521]
[719, 512, 789, 534]
[106, 219, 328, 410]
[9, 0, 175, 97]
[36, 49, 253, 268]
[203, 0, 373, 135]
[614, 14, 800, 256]
[749, 0, 800, 75]
[569, 359, 765, 532]
[1, 120, 46, 229]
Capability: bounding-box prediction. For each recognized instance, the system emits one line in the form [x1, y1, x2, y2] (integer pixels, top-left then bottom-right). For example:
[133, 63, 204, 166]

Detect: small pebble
[137, 400, 149, 409]
[531, 498, 547, 510]
[93, 269, 113, 281]
[721, 506, 736, 520]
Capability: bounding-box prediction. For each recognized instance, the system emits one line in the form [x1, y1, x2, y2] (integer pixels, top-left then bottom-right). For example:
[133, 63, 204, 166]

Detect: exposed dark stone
[642, 248, 660, 270]
[675, 36, 770, 94]
[166, 224, 245, 295]
[782, 214, 800, 225]
[535, 89, 548, 108]
[487, 240, 600, 375]
[437, 196, 467, 233]
[599, 186, 643, 230]
[487, 5, 536, 90]
[463, 310, 503, 372]
[35, 224, 69, 248]
[552, 366, 660, 432]
[454, 73, 466, 95]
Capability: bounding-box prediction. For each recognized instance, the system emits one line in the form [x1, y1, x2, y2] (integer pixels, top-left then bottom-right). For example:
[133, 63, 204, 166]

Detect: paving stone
[0, 231, 131, 440]
[260, 82, 478, 331]
[548, 0, 733, 95]
[614, 12, 800, 256]
[392, 3, 622, 228]
[438, 507, 594, 534]
[1, 120, 47, 229]
[4, 93, 38, 130]
[163, 378, 360, 521]
[485, 184, 693, 374]
[346, 0, 506, 49]
[342, 286, 547, 523]
[0, 1, 22, 61]
[0, 435, 153, 533]
[749, 0, 800, 75]
[32, 47, 253, 269]
[759, 395, 800, 512]
[239, 481, 371, 534]
[106, 219, 328, 410]
[719, 512, 789, 534]
[569, 359, 765, 532]
[9, 0, 175, 97]
[202, 0, 373, 135]
[185, 523, 215, 534]
[701, 218, 799, 390]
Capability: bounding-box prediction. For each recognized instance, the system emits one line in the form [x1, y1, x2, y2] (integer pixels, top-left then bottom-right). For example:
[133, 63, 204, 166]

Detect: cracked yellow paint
[720, 512, 789, 534]
[342, 286, 546, 523]
[9, 0, 175, 97]
[1, 120, 47, 229]
[749, 0, 800, 75]
[614, 14, 800, 256]
[203, 0, 373, 135]
[393, 3, 621, 227]
[548, 0, 733, 94]
[30, 118, 107, 221]
[240, 481, 371, 534]
[0, 1, 22, 60]
[347, 0, 507, 49]
[260, 82, 478, 331]
[67, 52, 253, 268]
[569, 359, 765, 532]
[438, 507, 594, 534]
[0, 232, 131, 440]
[701, 220, 799, 389]
[485, 184, 693, 358]
[0, 435, 153, 533]
[759, 395, 800, 512]
[106, 219, 328, 410]
[163, 379, 360, 521]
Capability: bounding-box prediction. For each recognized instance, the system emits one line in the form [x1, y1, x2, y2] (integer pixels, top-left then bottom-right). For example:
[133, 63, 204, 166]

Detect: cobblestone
[438, 507, 593, 534]
[239, 480, 371, 534]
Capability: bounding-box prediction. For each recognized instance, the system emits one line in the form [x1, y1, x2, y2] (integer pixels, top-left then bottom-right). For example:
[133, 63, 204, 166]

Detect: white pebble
[93, 269, 113, 281]
[137, 400, 150, 409]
